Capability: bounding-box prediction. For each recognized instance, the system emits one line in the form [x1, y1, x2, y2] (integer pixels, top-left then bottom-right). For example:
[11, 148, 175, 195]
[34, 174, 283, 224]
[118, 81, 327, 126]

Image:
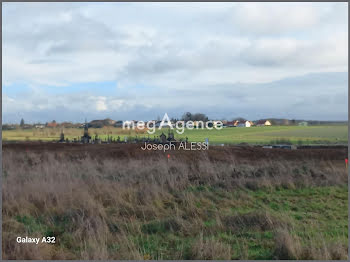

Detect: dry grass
[190, 233, 232, 259]
[273, 229, 348, 260]
[2, 145, 348, 259]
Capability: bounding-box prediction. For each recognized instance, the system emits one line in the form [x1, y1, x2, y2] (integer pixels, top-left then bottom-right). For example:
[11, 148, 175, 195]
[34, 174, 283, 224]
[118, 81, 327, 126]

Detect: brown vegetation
[2, 143, 348, 259]
[273, 229, 347, 260]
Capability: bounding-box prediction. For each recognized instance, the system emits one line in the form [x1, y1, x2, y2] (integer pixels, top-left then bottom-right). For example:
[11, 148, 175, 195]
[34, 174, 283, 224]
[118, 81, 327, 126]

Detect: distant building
[46, 122, 57, 128]
[298, 121, 308, 126]
[226, 121, 234, 127]
[237, 120, 251, 127]
[256, 120, 272, 126]
[226, 120, 239, 127]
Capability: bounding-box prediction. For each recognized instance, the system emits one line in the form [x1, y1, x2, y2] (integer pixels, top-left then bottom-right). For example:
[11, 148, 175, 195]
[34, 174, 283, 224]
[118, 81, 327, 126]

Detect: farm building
[46, 122, 58, 128]
[256, 120, 272, 126]
[237, 120, 251, 127]
[226, 121, 234, 127]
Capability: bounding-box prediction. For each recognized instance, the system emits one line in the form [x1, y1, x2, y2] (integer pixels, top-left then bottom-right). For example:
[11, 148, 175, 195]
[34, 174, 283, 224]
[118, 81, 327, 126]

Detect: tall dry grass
[2, 147, 348, 259]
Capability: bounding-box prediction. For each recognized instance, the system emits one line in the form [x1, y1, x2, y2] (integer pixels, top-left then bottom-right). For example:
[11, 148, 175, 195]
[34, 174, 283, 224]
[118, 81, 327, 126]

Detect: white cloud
[231, 3, 321, 34]
[240, 33, 348, 69]
[3, 2, 348, 86]
[2, 2, 348, 122]
[94, 96, 108, 111]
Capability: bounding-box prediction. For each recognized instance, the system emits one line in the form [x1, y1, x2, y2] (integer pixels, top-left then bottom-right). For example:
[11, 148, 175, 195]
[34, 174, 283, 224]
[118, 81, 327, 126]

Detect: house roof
[46, 122, 57, 127]
[237, 120, 250, 125]
[256, 120, 270, 125]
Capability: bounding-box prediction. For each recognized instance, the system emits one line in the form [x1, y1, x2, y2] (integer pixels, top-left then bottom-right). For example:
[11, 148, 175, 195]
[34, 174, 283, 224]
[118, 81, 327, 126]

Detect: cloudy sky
[2, 2, 348, 123]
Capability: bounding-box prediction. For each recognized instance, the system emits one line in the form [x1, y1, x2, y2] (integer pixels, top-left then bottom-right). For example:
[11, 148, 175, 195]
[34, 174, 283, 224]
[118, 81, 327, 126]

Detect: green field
[2, 125, 348, 145]
[156, 125, 348, 145]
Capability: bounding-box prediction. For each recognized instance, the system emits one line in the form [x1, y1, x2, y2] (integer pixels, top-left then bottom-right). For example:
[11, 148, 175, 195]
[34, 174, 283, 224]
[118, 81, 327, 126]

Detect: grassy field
[2, 125, 348, 145]
[2, 144, 348, 259]
[156, 125, 348, 145]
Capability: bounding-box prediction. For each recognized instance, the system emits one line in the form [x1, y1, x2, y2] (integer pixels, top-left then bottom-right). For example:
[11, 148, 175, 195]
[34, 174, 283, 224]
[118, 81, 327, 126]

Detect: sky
[2, 2, 348, 123]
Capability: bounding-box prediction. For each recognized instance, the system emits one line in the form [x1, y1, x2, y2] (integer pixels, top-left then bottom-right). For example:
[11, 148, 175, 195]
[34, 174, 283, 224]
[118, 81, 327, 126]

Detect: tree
[181, 112, 209, 122]
[182, 112, 192, 122]
[192, 113, 208, 122]
[20, 118, 25, 127]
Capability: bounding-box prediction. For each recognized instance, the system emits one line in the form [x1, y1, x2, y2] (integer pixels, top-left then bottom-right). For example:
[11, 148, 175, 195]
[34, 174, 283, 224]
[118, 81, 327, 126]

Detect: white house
[237, 120, 251, 127]
[256, 120, 272, 126]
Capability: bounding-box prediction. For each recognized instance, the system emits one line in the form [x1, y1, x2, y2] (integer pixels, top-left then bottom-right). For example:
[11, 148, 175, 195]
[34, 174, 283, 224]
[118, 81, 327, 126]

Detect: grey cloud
[3, 2, 347, 86]
[3, 72, 347, 123]
[29, 58, 69, 64]
[5, 14, 120, 56]
[2, 3, 348, 122]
